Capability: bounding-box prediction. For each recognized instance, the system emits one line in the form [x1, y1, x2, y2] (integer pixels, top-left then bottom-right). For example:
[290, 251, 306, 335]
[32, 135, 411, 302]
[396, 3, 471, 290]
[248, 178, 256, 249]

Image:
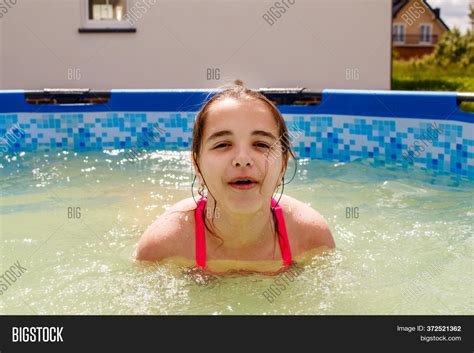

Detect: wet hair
[191, 83, 297, 250]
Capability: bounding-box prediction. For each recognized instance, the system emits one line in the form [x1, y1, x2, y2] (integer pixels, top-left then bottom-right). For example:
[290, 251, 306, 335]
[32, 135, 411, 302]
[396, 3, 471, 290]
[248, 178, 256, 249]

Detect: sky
[428, 0, 472, 33]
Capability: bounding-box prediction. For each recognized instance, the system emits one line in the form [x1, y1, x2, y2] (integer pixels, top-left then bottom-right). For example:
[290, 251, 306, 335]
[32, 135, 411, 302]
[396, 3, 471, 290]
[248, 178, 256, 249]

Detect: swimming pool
[0, 89, 473, 314]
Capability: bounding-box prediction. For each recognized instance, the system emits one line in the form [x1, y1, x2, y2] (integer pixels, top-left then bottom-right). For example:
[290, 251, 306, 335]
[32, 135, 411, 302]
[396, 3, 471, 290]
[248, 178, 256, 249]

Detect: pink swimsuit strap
[194, 196, 293, 270]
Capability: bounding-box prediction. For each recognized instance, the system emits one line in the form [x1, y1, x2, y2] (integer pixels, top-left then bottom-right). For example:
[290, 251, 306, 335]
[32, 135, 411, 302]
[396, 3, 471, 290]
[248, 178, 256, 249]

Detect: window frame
[79, 0, 136, 31]
[392, 23, 406, 44]
[419, 24, 433, 44]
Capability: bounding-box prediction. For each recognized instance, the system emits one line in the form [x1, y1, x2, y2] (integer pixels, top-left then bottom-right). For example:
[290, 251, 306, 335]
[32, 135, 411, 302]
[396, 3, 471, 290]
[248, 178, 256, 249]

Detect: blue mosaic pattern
[1, 111, 473, 179]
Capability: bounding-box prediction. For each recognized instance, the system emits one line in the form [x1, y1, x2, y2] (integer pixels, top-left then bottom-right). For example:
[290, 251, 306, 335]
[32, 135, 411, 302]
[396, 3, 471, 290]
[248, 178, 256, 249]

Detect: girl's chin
[226, 195, 266, 211]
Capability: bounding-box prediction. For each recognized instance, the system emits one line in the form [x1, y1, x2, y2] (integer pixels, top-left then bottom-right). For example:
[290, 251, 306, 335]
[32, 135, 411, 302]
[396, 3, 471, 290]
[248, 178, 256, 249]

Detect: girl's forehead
[206, 98, 279, 130]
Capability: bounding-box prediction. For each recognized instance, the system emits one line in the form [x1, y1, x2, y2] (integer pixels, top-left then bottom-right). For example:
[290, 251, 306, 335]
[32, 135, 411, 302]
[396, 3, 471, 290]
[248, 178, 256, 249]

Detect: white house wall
[0, 0, 391, 90]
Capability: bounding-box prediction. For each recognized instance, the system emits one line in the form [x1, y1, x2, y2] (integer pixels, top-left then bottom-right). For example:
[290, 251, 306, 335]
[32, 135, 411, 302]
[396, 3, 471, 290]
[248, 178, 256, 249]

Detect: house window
[79, 0, 136, 32]
[420, 24, 432, 43]
[392, 24, 405, 43]
[89, 0, 126, 21]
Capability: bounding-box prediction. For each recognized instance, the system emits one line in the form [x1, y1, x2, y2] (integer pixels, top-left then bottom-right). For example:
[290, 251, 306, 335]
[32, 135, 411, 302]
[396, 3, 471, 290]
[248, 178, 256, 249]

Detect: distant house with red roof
[393, 0, 450, 60]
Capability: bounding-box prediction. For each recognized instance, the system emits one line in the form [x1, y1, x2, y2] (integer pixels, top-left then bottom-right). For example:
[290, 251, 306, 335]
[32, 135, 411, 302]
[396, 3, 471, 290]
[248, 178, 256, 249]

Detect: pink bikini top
[194, 196, 293, 271]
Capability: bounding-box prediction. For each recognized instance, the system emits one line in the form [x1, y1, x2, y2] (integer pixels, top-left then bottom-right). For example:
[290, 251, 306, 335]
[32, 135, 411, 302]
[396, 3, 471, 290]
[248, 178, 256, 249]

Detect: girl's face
[196, 98, 287, 213]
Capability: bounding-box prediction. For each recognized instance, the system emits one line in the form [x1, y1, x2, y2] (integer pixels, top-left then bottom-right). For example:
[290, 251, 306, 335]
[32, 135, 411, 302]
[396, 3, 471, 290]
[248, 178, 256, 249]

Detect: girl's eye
[213, 142, 271, 149]
[255, 142, 270, 149]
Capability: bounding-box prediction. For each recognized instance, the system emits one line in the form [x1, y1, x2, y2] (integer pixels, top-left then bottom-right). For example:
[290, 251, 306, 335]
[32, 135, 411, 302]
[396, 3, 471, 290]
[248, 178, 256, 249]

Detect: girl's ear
[191, 153, 203, 183]
[191, 152, 198, 170]
[279, 153, 289, 178]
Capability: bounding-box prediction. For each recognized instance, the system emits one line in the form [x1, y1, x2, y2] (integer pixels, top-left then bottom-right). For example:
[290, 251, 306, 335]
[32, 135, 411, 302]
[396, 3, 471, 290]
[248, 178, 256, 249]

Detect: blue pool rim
[0, 89, 472, 123]
[0, 89, 473, 179]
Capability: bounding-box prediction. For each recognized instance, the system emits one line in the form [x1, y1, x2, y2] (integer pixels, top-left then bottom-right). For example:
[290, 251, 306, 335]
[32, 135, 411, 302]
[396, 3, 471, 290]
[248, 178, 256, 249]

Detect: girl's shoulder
[135, 197, 198, 262]
[278, 195, 335, 256]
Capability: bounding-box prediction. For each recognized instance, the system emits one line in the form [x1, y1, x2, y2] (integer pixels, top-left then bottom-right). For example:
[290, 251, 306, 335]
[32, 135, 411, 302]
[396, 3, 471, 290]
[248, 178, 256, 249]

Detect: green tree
[427, 28, 474, 68]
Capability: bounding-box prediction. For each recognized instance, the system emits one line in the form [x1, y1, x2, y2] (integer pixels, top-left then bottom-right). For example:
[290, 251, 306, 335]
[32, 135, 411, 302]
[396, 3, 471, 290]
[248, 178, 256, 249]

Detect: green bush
[427, 28, 474, 68]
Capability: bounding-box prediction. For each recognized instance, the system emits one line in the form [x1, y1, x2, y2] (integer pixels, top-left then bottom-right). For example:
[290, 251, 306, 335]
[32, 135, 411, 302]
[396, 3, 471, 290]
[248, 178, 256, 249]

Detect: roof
[392, 0, 408, 16]
[392, 0, 450, 31]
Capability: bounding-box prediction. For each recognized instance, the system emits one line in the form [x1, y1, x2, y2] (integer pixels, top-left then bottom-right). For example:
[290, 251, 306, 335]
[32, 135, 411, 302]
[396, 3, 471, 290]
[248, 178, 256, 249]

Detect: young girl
[135, 85, 335, 275]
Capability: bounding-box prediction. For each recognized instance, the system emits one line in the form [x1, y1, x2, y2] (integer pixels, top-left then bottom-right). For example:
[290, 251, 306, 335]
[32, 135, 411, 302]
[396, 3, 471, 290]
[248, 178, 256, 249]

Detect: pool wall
[0, 89, 473, 179]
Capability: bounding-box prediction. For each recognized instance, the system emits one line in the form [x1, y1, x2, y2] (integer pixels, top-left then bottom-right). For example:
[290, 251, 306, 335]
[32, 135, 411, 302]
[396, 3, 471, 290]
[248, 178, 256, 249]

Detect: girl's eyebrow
[206, 130, 277, 143]
[252, 130, 277, 141]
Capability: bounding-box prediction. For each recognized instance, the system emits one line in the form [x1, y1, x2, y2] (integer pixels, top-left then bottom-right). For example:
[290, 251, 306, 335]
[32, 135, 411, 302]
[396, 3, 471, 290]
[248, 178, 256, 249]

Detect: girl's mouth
[228, 179, 258, 190]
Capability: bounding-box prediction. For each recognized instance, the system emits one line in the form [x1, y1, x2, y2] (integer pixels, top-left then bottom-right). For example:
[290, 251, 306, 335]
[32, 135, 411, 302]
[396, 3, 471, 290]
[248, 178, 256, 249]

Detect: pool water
[0, 150, 472, 315]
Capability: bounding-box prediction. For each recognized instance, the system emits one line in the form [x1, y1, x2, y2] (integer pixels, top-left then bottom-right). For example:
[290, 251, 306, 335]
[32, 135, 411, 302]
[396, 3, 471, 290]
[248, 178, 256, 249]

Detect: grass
[392, 60, 474, 91]
[392, 60, 474, 112]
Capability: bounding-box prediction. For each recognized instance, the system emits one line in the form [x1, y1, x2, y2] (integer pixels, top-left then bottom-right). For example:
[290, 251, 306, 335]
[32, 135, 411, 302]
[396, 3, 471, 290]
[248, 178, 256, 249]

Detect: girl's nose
[232, 148, 254, 167]
[232, 159, 253, 167]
